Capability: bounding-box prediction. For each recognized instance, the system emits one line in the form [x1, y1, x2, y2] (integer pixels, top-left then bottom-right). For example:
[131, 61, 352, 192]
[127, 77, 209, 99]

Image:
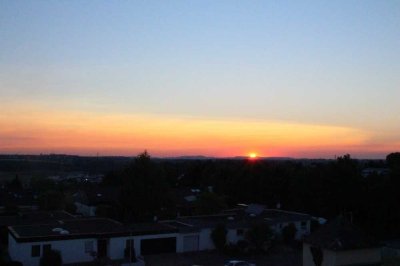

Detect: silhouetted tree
[310, 246, 323, 266]
[38, 191, 65, 211]
[386, 152, 400, 169]
[8, 175, 22, 189]
[246, 223, 272, 252]
[119, 151, 171, 222]
[211, 224, 227, 251]
[195, 191, 226, 215]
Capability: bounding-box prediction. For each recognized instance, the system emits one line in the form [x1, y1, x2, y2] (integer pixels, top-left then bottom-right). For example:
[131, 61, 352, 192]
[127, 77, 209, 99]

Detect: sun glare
[249, 152, 258, 159]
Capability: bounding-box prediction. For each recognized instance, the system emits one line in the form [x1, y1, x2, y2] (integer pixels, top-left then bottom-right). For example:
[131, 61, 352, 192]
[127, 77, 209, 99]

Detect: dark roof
[168, 208, 312, 232]
[9, 218, 129, 242]
[304, 216, 378, 251]
[173, 214, 264, 232]
[128, 222, 177, 235]
[9, 218, 179, 243]
[245, 204, 266, 215]
[0, 211, 75, 227]
[260, 209, 311, 224]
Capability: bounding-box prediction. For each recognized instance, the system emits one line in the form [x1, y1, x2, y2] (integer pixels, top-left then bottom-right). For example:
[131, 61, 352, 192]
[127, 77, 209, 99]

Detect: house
[231, 204, 312, 240]
[7, 207, 314, 265]
[303, 216, 381, 266]
[0, 210, 75, 245]
[362, 168, 390, 178]
[173, 187, 201, 217]
[74, 187, 119, 216]
[8, 217, 151, 266]
[161, 207, 312, 253]
[255, 209, 311, 240]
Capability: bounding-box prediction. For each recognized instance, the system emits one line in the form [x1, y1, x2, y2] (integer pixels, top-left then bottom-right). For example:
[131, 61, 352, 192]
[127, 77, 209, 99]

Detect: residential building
[303, 216, 381, 266]
[73, 187, 119, 216]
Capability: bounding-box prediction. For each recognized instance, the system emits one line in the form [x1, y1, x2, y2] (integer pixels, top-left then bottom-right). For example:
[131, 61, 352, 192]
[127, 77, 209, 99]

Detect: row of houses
[3, 203, 396, 266]
[5, 205, 312, 266]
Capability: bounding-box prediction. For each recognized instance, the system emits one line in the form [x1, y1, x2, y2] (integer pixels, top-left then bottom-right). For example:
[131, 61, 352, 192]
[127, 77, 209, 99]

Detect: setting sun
[249, 152, 258, 159]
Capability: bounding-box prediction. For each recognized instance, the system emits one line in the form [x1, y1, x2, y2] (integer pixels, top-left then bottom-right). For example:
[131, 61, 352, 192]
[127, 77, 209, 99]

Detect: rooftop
[9, 217, 179, 243]
[9, 218, 128, 242]
[304, 216, 378, 251]
[0, 211, 75, 227]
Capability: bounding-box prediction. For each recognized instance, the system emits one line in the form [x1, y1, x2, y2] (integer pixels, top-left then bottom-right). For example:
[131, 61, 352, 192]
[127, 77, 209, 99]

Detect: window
[84, 241, 94, 253]
[237, 229, 244, 236]
[31, 245, 40, 257]
[43, 244, 52, 254]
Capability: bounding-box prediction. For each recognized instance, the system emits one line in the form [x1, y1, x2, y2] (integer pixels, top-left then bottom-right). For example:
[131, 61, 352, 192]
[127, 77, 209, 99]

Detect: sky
[0, 1, 399, 158]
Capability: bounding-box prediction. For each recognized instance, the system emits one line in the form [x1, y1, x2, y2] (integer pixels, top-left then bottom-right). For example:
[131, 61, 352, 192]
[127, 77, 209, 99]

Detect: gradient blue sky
[1, 1, 399, 158]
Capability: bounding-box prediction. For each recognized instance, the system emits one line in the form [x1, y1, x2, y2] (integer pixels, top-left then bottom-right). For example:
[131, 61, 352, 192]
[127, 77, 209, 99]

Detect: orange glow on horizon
[0, 105, 396, 158]
[248, 152, 258, 159]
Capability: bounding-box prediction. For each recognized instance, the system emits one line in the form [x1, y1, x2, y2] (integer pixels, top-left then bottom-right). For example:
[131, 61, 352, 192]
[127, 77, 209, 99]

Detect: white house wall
[108, 236, 131, 260]
[189, 228, 211, 251]
[74, 202, 96, 216]
[335, 248, 381, 265]
[303, 243, 381, 266]
[227, 228, 244, 244]
[9, 235, 98, 266]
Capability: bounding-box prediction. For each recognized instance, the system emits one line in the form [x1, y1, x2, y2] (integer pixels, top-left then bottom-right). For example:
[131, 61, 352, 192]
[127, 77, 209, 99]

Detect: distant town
[0, 152, 399, 266]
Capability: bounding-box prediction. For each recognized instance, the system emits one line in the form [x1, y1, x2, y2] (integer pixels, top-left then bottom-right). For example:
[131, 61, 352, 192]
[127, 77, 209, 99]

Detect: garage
[183, 235, 200, 252]
[140, 237, 176, 255]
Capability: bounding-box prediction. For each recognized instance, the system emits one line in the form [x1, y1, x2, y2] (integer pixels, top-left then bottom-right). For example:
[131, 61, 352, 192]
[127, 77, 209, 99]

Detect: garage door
[140, 237, 176, 255]
[183, 235, 199, 252]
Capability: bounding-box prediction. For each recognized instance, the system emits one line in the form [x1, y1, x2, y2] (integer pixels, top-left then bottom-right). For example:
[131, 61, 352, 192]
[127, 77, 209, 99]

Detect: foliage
[282, 223, 297, 244]
[195, 191, 227, 215]
[386, 152, 400, 169]
[40, 249, 62, 266]
[38, 190, 65, 211]
[245, 223, 272, 251]
[211, 224, 227, 251]
[30, 177, 56, 191]
[310, 246, 323, 266]
[118, 151, 172, 222]
[8, 175, 23, 189]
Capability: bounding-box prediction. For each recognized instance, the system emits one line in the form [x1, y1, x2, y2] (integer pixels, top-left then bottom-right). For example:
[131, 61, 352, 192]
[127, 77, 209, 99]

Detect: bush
[245, 223, 272, 252]
[211, 224, 227, 251]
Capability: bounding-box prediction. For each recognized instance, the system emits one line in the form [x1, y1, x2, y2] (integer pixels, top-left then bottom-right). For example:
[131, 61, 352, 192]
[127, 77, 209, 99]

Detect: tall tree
[119, 151, 171, 222]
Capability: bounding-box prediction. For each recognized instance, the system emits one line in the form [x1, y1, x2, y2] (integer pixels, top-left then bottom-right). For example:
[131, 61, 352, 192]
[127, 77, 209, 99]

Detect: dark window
[237, 229, 244, 236]
[43, 244, 51, 254]
[31, 245, 40, 257]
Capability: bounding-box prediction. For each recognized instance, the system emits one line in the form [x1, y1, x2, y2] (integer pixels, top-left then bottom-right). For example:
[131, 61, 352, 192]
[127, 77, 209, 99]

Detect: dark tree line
[3, 151, 399, 240]
[102, 152, 400, 239]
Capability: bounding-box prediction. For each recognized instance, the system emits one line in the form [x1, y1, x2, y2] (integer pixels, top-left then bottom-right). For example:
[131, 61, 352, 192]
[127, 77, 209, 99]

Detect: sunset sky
[1, 1, 399, 158]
